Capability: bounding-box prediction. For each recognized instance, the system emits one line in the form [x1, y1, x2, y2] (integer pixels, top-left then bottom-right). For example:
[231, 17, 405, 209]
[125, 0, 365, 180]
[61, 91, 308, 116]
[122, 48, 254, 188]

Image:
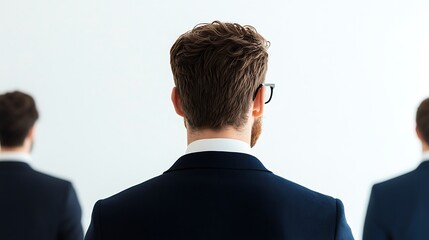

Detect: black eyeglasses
[253, 83, 275, 104]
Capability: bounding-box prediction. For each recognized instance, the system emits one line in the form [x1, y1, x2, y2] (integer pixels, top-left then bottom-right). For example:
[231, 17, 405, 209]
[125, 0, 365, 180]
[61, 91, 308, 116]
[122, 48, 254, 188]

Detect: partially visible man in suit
[85, 21, 354, 240]
[0, 91, 83, 240]
[363, 97, 429, 240]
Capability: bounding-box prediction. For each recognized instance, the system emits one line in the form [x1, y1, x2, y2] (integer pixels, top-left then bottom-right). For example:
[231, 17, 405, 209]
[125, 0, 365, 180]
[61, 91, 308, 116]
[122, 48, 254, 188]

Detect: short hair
[417, 97, 429, 145]
[170, 21, 269, 130]
[0, 91, 39, 147]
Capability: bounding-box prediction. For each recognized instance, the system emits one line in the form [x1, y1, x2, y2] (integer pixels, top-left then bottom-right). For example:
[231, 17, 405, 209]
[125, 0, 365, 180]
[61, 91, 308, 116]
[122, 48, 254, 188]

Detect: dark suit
[0, 161, 83, 240]
[85, 151, 353, 240]
[363, 161, 429, 240]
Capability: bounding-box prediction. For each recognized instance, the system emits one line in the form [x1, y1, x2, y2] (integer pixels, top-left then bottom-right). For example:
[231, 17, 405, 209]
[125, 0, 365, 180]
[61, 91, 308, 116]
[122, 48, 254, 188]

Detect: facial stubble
[250, 117, 262, 148]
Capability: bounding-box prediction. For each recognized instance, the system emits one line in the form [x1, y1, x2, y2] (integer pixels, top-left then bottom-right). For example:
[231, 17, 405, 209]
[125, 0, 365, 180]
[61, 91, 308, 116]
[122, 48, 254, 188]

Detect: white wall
[1, 0, 429, 238]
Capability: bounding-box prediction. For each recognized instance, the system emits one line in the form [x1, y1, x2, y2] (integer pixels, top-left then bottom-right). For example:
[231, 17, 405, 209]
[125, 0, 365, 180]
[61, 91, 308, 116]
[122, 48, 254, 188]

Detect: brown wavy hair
[170, 21, 269, 130]
[0, 91, 39, 147]
[417, 98, 429, 144]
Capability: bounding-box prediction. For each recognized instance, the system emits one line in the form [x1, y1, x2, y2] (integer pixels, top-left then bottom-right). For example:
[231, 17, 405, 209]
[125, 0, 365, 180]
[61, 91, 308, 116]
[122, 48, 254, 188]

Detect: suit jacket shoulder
[0, 162, 83, 240]
[86, 152, 353, 240]
[364, 162, 429, 240]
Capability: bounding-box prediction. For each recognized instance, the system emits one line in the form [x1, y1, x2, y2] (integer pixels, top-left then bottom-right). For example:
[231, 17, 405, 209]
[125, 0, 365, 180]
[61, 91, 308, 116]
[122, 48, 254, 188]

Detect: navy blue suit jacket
[364, 161, 429, 240]
[85, 152, 353, 240]
[0, 161, 83, 240]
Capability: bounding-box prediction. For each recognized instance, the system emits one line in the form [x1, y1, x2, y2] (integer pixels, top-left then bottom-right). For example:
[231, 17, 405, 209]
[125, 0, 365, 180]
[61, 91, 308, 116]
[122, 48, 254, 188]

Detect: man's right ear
[171, 87, 185, 117]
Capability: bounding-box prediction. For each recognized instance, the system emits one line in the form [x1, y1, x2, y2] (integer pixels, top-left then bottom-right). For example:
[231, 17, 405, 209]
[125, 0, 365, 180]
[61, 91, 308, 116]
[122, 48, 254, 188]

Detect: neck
[423, 142, 429, 152]
[0, 146, 28, 153]
[187, 127, 250, 146]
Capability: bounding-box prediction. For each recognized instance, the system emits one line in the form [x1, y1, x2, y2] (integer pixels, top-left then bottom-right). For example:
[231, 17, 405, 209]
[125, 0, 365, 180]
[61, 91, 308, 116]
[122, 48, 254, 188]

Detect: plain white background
[1, 0, 429, 238]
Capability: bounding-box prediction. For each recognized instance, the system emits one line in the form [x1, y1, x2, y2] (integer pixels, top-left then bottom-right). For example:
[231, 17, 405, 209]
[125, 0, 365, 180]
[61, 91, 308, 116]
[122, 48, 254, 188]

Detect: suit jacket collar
[417, 160, 429, 170]
[164, 151, 271, 173]
[0, 161, 32, 171]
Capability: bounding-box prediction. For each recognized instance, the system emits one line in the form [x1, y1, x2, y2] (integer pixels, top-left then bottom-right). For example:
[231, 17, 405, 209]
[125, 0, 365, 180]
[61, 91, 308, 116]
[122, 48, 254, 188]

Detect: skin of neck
[0, 141, 31, 153]
[186, 117, 253, 145]
[422, 142, 429, 152]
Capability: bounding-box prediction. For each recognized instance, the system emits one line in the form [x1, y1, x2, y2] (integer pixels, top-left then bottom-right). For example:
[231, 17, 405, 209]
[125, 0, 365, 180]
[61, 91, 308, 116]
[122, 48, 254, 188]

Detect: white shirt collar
[186, 138, 252, 155]
[0, 152, 32, 164]
[423, 151, 429, 162]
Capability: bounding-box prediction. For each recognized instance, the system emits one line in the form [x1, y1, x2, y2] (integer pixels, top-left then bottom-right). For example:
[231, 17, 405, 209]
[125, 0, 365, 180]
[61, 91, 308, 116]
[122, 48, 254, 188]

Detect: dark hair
[170, 21, 269, 130]
[0, 91, 39, 147]
[417, 98, 429, 145]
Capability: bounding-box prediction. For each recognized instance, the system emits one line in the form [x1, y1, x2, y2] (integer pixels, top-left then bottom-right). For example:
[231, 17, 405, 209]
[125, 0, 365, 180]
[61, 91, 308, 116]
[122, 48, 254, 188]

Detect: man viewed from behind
[0, 91, 83, 240]
[364, 97, 429, 240]
[85, 21, 354, 239]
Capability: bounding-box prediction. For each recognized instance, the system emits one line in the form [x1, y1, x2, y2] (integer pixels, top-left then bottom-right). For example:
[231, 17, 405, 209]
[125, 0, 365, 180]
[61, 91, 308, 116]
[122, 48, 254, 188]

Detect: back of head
[170, 21, 269, 131]
[0, 91, 39, 147]
[417, 98, 429, 145]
